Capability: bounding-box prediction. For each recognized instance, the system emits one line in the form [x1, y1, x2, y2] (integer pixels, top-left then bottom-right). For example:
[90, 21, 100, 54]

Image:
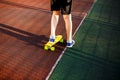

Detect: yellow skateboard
[44, 35, 64, 51]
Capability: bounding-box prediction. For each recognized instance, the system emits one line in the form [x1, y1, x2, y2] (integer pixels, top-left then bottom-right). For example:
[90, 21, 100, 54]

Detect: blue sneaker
[67, 40, 75, 48]
[49, 38, 55, 43]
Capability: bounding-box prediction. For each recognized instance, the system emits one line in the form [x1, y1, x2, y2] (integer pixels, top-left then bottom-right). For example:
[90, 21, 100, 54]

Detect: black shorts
[51, 0, 72, 14]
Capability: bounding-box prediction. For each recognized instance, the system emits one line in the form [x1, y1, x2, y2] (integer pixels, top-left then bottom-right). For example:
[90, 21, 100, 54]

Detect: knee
[63, 14, 72, 21]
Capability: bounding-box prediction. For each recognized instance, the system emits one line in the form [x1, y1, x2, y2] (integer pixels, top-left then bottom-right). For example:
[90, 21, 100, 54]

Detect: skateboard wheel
[60, 39, 64, 43]
[51, 47, 55, 51]
[44, 46, 48, 50]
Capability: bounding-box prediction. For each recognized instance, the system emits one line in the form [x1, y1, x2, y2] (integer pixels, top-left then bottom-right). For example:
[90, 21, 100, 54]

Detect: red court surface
[0, 0, 94, 80]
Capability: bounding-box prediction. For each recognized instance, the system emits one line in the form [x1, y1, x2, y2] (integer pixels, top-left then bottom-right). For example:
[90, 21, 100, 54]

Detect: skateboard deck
[44, 35, 64, 51]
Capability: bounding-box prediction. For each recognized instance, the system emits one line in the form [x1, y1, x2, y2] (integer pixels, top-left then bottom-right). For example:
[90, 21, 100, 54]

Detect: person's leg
[63, 14, 75, 47]
[50, 11, 60, 42]
[63, 14, 72, 42]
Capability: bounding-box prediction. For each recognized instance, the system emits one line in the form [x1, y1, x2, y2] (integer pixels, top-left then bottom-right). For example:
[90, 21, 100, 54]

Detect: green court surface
[49, 0, 120, 80]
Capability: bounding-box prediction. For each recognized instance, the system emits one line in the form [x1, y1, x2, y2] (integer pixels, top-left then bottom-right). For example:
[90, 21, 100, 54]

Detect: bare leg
[63, 14, 73, 42]
[50, 11, 60, 39]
